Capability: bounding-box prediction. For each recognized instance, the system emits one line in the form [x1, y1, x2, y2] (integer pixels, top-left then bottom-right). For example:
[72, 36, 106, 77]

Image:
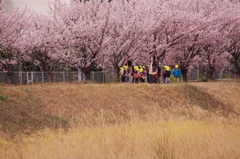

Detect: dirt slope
[0, 82, 239, 138]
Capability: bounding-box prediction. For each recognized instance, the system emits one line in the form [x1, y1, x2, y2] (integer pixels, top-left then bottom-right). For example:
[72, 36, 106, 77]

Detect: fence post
[19, 71, 23, 85]
[220, 69, 223, 79]
[27, 72, 34, 84]
[63, 71, 65, 82]
[78, 69, 83, 81]
[197, 69, 199, 80]
[229, 65, 231, 78]
[78, 58, 83, 82]
[103, 70, 105, 83]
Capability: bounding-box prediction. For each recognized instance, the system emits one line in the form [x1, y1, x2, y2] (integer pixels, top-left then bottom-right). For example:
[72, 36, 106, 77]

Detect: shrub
[198, 74, 208, 82]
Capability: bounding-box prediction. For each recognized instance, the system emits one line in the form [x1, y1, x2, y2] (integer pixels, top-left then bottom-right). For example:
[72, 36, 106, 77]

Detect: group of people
[119, 56, 182, 84]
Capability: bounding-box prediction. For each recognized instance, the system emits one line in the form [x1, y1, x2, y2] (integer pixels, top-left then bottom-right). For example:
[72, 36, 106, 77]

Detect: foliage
[221, 71, 231, 79]
[0, 8, 31, 83]
[198, 74, 208, 82]
[1, 0, 240, 81]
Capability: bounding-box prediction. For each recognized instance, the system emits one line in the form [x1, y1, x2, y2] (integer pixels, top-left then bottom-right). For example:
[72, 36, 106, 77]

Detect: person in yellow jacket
[119, 67, 124, 83]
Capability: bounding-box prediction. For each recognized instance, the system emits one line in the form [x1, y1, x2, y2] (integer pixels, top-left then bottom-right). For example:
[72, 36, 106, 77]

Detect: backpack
[166, 71, 171, 77]
[126, 69, 130, 74]
[134, 72, 140, 79]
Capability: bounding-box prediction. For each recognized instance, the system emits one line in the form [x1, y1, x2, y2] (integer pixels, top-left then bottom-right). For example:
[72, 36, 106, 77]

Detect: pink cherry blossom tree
[199, 43, 229, 80]
[59, 0, 240, 81]
[103, 0, 150, 76]
[155, 0, 211, 81]
[226, 30, 240, 78]
[135, 0, 210, 82]
[0, 8, 30, 84]
[198, 25, 239, 80]
[161, 0, 240, 81]
[51, 0, 112, 80]
[2, 0, 240, 84]
[198, 0, 240, 80]
[24, 13, 71, 82]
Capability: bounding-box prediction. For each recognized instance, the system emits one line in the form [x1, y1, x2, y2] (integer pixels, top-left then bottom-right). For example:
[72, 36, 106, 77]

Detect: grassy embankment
[0, 81, 240, 159]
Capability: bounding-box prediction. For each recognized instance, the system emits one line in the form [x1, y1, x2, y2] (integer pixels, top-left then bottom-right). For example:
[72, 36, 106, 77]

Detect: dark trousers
[149, 75, 157, 83]
[122, 76, 126, 82]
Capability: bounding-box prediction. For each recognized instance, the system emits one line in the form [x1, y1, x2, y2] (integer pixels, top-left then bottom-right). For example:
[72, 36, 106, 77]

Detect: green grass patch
[185, 83, 194, 87]
[201, 78, 208, 82]
[0, 94, 6, 101]
[52, 116, 68, 124]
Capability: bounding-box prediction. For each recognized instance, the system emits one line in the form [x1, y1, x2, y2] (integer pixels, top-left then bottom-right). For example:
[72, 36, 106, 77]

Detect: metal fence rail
[0, 71, 118, 84]
[0, 69, 237, 84]
[0, 71, 79, 84]
[187, 69, 236, 81]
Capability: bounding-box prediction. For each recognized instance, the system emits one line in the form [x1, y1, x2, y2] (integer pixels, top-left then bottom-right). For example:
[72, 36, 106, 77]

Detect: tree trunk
[181, 68, 188, 82]
[115, 67, 120, 82]
[208, 73, 214, 80]
[236, 63, 240, 79]
[208, 69, 214, 80]
[82, 70, 91, 81]
[5, 70, 13, 84]
[47, 72, 53, 82]
[7, 75, 12, 84]
[82, 67, 92, 81]
[236, 67, 240, 79]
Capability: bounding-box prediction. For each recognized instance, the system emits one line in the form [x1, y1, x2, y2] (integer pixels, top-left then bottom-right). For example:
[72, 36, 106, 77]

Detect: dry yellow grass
[0, 81, 240, 158]
[1, 121, 240, 159]
[191, 82, 240, 112]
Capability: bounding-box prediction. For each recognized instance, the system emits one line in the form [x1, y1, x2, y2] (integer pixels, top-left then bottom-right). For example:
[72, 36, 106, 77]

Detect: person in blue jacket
[172, 65, 182, 83]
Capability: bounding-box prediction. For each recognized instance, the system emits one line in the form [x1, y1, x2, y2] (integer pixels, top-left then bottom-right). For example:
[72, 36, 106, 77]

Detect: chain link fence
[0, 69, 237, 84]
[187, 69, 236, 81]
[0, 70, 118, 84]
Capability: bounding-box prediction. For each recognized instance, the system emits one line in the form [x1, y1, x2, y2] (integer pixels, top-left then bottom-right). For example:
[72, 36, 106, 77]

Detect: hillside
[0, 82, 240, 138]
